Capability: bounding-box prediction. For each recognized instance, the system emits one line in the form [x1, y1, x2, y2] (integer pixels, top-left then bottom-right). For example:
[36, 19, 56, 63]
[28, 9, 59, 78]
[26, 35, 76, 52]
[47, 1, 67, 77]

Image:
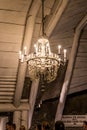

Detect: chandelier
[19, 0, 67, 83]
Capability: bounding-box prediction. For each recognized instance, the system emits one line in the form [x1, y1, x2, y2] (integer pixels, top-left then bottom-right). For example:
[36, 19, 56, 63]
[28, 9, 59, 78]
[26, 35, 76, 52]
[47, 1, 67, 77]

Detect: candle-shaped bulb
[64, 49, 67, 58]
[34, 44, 37, 53]
[21, 54, 24, 62]
[24, 46, 27, 55]
[46, 43, 49, 53]
[19, 51, 22, 59]
[34, 44, 36, 48]
[58, 45, 61, 54]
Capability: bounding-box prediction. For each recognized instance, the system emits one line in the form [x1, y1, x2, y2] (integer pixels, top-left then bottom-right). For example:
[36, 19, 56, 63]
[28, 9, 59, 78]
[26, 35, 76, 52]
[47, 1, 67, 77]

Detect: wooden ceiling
[0, 0, 87, 119]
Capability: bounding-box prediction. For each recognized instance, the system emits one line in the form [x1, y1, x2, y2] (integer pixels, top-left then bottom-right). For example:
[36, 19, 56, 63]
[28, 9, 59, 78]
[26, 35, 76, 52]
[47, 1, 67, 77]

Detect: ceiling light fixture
[19, 0, 67, 83]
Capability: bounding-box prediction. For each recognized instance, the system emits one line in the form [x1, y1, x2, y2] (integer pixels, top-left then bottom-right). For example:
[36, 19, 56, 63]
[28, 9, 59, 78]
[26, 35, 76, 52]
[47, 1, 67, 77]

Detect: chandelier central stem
[42, 0, 45, 36]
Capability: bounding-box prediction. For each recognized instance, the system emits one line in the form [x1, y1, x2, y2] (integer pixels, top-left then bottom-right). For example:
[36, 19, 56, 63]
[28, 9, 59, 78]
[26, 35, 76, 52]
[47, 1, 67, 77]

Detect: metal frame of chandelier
[19, 40, 67, 83]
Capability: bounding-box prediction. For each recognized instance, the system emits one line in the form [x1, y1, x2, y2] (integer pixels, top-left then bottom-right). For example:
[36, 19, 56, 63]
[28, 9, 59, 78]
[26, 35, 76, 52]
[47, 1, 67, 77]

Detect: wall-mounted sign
[62, 115, 87, 127]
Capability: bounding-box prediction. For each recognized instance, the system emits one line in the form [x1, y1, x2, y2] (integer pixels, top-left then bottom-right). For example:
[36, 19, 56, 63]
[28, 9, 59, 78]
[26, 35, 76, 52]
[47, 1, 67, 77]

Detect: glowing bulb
[19, 51, 22, 59]
[58, 45, 61, 54]
[24, 46, 27, 55]
[64, 49, 67, 58]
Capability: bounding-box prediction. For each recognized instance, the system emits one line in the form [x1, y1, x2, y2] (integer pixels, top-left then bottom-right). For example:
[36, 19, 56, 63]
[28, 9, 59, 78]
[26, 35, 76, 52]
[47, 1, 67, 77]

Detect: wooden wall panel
[0, 70, 17, 77]
[0, 10, 26, 25]
[0, 0, 30, 12]
[0, 23, 24, 43]
[0, 42, 21, 52]
[0, 52, 19, 67]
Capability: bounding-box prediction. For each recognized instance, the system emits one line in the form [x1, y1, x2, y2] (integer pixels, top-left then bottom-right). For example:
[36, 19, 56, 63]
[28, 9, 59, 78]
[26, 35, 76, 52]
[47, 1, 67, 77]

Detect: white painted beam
[14, 0, 41, 107]
[28, 79, 39, 129]
[45, 0, 69, 37]
[55, 14, 87, 121]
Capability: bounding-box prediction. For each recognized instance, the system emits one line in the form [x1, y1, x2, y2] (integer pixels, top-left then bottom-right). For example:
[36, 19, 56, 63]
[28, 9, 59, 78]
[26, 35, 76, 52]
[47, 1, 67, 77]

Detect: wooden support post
[14, 0, 41, 107]
[13, 111, 21, 130]
[55, 15, 87, 121]
[28, 79, 39, 129]
[21, 110, 28, 130]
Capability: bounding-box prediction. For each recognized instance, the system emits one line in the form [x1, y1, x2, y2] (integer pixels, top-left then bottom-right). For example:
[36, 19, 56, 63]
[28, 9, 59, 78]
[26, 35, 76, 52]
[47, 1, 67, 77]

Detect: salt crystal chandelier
[19, 0, 67, 83]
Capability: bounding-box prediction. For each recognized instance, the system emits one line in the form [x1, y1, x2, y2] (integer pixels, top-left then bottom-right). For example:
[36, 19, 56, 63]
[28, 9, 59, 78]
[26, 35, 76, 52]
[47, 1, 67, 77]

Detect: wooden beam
[28, 79, 39, 129]
[0, 103, 29, 111]
[45, 0, 69, 37]
[14, 62, 27, 107]
[14, 0, 41, 107]
[55, 14, 87, 121]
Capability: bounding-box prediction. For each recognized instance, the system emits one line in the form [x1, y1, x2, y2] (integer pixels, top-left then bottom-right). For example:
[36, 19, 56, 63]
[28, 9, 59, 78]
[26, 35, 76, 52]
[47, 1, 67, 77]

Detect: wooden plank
[0, 85, 15, 88]
[0, 23, 24, 34]
[0, 67, 17, 77]
[0, 10, 26, 25]
[56, 16, 83, 32]
[56, 15, 82, 32]
[0, 33, 23, 43]
[70, 80, 87, 88]
[72, 69, 87, 77]
[0, 0, 30, 12]
[0, 78, 16, 82]
[0, 42, 21, 52]
[71, 76, 87, 84]
[0, 52, 19, 67]
[0, 82, 16, 85]
[80, 39, 87, 42]
[0, 76, 16, 79]
[75, 60, 87, 68]
[50, 29, 74, 39]
[80, 30, 87, 39]
[76, 57, 87, 62]
[78, 45, 87, 53]
[51, 40, 72, 48]
[0, 92, 14, 95]
[69, 84, 87, 94]
[0, 23, 24, 43]
[68, 0, 87, 8]
[62, 6, 87, 21]
[0, 96, 13, 99]
[0, 100, 12, 103]
[61, 0, 87, 19]
[0, 88, 15, 91]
